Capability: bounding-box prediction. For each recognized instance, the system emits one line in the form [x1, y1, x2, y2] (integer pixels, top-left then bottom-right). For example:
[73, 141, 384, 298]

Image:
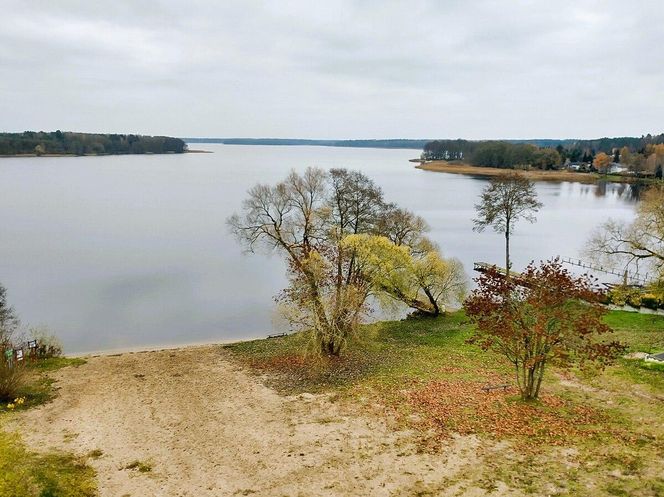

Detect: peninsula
[0, 131, 187, 157]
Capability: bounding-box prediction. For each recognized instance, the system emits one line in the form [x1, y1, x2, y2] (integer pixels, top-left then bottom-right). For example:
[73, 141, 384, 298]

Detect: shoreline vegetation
[0, 149, 211, 158]
[4, 310, 663, 496]
[414, 160, 652, 184]
[0, 131, 187, 157]
[419, 135, 664, 182]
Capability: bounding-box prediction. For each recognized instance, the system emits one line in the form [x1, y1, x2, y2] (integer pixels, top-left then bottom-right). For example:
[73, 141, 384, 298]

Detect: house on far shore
[565, 161, 590, 172]
[645, 352, 664, 363]
[608, 162, 628, 174]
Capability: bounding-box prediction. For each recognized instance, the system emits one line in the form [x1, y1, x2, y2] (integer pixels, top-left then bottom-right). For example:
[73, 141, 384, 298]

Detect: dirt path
[9, 346, 501, 496]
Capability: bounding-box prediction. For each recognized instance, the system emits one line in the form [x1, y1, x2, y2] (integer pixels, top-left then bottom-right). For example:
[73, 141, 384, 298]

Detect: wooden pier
[473, 258, 649, 287]
[559, 256, 648, 286]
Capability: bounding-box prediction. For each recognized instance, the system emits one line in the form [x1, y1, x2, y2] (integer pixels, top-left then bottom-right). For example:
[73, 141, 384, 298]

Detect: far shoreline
[415, 160, 653, 185]
[0, 149, 212, 158]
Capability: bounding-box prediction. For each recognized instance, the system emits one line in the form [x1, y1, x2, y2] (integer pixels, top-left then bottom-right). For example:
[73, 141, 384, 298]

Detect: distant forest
[0, 131, 187, 156]
[184, 138, 430, 149]
[422, 134, 664, 172]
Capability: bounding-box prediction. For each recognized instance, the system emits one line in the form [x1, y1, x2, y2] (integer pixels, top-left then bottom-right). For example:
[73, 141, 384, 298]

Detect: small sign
[16, 349, 23, 361]
[28, 340, 37, 349]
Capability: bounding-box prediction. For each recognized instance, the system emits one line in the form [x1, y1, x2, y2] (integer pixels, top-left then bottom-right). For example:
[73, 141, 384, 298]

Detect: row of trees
[422, 133, 664, 174]
[0, 131, 187, 156]
[423, 140, 564, 169]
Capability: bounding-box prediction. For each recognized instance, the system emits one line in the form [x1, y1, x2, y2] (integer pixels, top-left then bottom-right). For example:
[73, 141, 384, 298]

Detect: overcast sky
[1, 0, 663, 139]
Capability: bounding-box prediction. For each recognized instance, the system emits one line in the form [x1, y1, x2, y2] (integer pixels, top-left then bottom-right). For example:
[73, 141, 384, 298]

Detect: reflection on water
[0, 145, 637, 353]
[579, 180, 644, 201]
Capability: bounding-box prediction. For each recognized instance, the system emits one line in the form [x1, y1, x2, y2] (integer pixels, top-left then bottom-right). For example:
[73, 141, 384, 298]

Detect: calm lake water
[0, 145, 638, 354]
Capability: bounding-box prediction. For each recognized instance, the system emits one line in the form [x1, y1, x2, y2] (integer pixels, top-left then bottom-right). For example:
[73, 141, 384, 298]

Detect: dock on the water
[473, 258, 649, 287]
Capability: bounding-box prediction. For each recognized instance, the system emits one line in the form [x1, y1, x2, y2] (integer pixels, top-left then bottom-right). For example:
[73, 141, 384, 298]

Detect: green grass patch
[228, 310, 664, 497]
[0, 356, 96, 496]
[610, 359, 664, 391]
[603, 311, 664, 353]
[228, 311, 511, 394]
[1, 357, 86, 412]
[28, 357, 86, 373]
[0, 427, 96, 496]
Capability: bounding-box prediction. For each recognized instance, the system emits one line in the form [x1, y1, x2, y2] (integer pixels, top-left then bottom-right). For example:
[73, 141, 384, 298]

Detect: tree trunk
[423, 288, 441, 316]
[533, 361, 545, 398]
[517, 363, 544, 401]
[321, 338, 342, 356]
[505, 229, 510, 277]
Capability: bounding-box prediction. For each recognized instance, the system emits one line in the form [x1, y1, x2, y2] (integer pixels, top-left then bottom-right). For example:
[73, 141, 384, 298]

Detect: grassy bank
[0, 358, 97, 497]
[416, 160, 657, 185]
[228, 310, 664, 496]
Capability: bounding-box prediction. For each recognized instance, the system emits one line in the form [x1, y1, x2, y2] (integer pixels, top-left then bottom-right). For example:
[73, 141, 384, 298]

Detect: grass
[0, 356, 97, 496]
[603, 312, 664, 353]
[228, 310, 664, 497]
[0, 430, 96, 497]
[1, 357, 86, 413]
[228, 312, 509, 394]
[124, 460, 152, 473]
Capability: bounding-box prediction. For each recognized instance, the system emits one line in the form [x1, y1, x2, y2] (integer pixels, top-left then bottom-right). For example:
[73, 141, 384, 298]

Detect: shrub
[627, 292, 642, 308]
[29, 327, 62, 359]
[640, 293, 660, 310]
[0, 358, 26, 402]
[607, 286, 645, 308]
[608, 286, 627, 306]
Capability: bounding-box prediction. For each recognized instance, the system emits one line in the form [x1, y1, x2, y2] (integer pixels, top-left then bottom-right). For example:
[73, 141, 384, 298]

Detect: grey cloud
[1, 0, 663, 139]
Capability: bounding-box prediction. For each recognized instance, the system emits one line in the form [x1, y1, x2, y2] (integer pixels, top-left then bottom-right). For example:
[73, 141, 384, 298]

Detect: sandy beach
[7, 345, 505, 497]
[415, 161, 626, 184]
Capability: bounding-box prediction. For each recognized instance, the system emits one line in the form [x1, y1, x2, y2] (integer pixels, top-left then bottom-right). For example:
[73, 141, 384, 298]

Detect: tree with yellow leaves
[342, 234, 467, 316]
[228, 167, 442, 355]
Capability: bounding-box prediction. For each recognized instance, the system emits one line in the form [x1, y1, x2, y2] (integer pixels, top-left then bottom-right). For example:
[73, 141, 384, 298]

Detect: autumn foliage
[406, 378, 604, 447]
[463, 259, 625, 400]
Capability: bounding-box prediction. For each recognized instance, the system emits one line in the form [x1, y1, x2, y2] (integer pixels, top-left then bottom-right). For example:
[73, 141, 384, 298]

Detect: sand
[415, 161, 627, 184]
[8, 346, 507, 497]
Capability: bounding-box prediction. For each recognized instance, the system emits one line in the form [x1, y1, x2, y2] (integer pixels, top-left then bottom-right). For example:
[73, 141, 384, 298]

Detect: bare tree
[0, 284, 19, 347]
[586, 185, 664, 281]
[473, 172, 542, 273]
[228, 167, 430, 355]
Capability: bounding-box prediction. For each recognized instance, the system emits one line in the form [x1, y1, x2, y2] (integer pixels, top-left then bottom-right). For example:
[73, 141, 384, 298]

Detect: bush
[627, 292, 642, 308]
[640, 293, 660, 310]
[607, 286, 628, 306]
[606, 286, 652, 308]
[0, 358, 26, 402]
[29, 327, 62, 359]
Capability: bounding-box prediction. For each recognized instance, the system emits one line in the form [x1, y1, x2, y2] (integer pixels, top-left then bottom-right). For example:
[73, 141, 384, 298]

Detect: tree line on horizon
[0, 131, 187, 156]
[422, 133, 664, 173]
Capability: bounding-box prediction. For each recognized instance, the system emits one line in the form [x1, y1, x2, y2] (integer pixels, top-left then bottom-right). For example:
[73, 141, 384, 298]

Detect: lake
[0, 145, 638, 354]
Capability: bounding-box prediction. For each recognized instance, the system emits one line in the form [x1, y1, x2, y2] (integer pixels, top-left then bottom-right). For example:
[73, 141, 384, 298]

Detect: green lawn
[228, 310, 664, 497]
[0, 358, 97, 497]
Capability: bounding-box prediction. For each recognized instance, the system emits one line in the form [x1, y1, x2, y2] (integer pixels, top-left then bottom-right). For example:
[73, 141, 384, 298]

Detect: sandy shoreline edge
[415, 160, 641, 184]
[70, 334, 266, 358]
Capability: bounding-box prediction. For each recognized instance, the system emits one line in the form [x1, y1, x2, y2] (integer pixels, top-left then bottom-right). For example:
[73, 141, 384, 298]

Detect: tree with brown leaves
[464, 259, 625, 400]
[593, 152, 612, 175]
